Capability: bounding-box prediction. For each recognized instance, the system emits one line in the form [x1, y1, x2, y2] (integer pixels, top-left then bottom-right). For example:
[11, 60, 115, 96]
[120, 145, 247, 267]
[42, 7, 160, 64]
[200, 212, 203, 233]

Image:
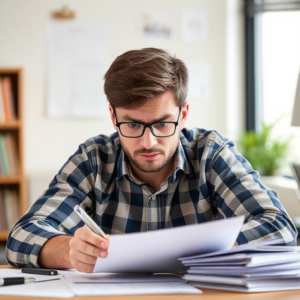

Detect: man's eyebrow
[121, 114, 174, 123]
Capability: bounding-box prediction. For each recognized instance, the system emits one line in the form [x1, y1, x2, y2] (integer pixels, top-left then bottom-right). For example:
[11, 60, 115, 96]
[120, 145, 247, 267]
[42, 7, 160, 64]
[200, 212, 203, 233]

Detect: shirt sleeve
[5, 143, 96, 267]
[208, 139, 298, 246]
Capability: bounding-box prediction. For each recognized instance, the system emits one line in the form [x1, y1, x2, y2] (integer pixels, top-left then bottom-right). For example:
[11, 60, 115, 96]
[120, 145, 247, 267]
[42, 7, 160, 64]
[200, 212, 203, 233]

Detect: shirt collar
[175, 138, 194, 178]
[116, 149, 130, 180]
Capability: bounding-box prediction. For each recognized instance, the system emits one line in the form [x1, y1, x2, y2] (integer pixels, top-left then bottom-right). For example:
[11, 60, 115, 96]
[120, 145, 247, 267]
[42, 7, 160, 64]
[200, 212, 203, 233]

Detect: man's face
[109, 90, 189, 175]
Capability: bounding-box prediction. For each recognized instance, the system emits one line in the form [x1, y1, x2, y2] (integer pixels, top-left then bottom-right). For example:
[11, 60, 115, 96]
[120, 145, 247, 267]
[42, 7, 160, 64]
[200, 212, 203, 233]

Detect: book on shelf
[4, 133, 19, 175]
[0, 132, 20, 176]
[0, 192, 6, 231]
[0, 244, 6, 265]
[0, 76, 17, 122]
[0, 188, 19, 231]
[0, 78, 5, 122]
[0, 134, 9, 175]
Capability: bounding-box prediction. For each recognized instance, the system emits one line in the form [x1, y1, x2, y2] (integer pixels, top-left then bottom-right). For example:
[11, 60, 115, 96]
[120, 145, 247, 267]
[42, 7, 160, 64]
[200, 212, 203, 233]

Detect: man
[6, 48, 297, 273]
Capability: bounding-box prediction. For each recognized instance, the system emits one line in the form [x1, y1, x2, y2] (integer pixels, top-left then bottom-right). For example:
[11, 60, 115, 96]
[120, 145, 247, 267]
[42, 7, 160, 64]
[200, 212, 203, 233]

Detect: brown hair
[104, 48, 188, 108]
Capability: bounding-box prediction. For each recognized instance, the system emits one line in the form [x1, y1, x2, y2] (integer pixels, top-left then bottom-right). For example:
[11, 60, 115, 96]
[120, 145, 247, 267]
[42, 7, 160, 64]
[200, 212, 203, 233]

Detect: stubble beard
[121, 143, 178, 173]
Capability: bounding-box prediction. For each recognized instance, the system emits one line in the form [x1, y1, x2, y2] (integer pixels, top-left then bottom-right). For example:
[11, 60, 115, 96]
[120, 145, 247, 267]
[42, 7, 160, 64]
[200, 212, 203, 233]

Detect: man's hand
[69, 226, 110, 273]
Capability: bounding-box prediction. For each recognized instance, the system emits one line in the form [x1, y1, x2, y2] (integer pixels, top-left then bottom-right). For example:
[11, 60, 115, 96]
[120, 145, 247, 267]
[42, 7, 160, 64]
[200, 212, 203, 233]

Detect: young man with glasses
[6, 48, 297, 272]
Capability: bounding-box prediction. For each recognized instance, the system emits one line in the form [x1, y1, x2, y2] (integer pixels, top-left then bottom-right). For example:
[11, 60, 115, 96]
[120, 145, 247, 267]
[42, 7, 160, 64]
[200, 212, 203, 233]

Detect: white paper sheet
[185, 274, 300, 288]
[187, 63, 210, 99]
[191, 281, 300, 293]
[0, 279, 73, 298]
[179, 238, 288, 261]
[187, 261, 300, 274]
[66, 273, 184, 283]
[68, 282, 201, 296]
[93, 216, 244, 273]
[64, 271, 201, 295]
[183, 252, 300, 268]
[46, 21, 109, 118]
[182, 9, 208, 43]
[0, 269, 201, 297]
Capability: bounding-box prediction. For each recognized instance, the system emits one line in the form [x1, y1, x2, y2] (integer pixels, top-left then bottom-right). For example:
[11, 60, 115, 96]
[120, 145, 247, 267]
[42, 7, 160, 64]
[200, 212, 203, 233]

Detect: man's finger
[72, 259, 94, 273]
[77, 226, 109, 248]
[72, 250, 98, 265]
[75, 240, 102, 257]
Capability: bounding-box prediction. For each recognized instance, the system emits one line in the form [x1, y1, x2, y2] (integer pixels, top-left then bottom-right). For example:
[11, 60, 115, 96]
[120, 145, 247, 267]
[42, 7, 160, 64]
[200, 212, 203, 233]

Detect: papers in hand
[181, 239, 300, 293]
[93, 216, 244, 273]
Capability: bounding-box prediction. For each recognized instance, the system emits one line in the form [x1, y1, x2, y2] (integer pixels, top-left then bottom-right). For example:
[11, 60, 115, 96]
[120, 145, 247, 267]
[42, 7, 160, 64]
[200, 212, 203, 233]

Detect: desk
[1, 265, 299, 300]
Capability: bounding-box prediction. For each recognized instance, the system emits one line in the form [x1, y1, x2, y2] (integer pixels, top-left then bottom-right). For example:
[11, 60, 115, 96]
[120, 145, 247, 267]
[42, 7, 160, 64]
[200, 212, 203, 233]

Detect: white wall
[0, 0, 244, 204]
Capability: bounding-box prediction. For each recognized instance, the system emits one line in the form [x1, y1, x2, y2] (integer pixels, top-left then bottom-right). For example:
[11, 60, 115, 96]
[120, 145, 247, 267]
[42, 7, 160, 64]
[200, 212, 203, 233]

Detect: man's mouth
[139, 153, 161, 159]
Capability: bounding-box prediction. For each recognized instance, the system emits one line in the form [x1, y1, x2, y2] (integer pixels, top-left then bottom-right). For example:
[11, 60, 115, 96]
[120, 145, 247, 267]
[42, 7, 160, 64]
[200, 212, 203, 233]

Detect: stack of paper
[180, 239, 300, 293]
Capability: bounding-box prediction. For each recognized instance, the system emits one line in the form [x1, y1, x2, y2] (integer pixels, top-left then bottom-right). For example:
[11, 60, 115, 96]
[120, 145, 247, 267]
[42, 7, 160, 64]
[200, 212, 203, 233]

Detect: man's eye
[128, 123, 141, 129]
[155, 123, 168, 128]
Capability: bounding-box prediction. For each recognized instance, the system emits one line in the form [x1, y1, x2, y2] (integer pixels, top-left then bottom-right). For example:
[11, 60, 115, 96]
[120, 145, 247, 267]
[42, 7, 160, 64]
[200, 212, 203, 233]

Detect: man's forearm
[38, 235, 72, 269]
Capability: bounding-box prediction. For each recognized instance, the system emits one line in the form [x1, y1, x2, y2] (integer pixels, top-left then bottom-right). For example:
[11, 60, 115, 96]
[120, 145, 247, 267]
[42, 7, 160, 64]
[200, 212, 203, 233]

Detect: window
[262, 11, 300, 162]
[245, 0, 300, 171]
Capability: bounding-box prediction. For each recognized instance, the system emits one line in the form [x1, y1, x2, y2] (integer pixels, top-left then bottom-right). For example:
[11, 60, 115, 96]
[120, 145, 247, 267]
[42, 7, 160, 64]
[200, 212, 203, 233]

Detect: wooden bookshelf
[0, 120, 21, 129]
[0, 231, 9, 241]
[0, 176, 22, 184]
[0, 68, 26, 242]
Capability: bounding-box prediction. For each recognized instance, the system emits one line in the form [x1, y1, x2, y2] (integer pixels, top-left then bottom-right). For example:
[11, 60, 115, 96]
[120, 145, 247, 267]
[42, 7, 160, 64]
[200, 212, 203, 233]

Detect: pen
[22, 268, 58, 276]
[0, 277, 35, 286]
[74, 205, 106, 237]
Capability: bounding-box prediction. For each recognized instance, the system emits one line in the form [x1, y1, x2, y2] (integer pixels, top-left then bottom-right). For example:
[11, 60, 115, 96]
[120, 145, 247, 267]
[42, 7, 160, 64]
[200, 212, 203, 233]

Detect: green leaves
[239, 122, 292, 176]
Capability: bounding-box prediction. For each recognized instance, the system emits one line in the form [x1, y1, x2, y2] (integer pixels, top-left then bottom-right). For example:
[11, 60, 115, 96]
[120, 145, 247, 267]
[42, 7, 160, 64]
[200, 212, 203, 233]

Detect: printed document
[93, 216, 244, 273]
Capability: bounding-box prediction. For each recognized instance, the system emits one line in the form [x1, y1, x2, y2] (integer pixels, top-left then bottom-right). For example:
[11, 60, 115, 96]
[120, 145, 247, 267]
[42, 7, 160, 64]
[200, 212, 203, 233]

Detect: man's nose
[140, 127, 158, 149]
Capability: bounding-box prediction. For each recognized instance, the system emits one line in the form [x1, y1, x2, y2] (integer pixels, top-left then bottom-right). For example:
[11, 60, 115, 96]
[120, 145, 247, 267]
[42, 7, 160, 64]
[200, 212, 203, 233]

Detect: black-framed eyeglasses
[114, 106, 182, 138]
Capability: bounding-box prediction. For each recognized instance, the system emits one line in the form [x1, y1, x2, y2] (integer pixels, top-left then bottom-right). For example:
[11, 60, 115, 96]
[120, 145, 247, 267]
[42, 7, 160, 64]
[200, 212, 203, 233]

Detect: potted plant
[238, 122, 291, 176]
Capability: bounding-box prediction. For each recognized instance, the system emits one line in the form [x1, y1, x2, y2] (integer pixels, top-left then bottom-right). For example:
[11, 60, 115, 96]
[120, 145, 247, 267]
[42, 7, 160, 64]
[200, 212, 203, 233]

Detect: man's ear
[108, 105, 118, 131]
[179, 102, 189, 130]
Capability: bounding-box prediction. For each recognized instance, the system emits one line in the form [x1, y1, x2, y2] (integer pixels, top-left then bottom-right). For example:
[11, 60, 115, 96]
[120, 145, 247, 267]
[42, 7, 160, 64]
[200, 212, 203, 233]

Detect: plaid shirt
[6, 128, 297, 267]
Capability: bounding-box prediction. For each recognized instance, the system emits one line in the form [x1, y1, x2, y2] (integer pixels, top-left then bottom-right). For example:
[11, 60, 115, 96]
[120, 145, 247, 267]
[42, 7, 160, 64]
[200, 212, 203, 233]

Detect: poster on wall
[46, 21, 110, 118]
[182, 9, 208, 43]
[140, 12, 175, 41]
[186, 63, 210, 100]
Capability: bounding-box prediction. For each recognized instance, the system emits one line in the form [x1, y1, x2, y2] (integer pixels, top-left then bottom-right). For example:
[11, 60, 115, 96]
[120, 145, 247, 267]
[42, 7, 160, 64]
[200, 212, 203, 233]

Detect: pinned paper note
[182, 9, 208, 43]
[140, 11, 175, 41]
[187, 63, 210, 99]
[46, 21, 110, 118]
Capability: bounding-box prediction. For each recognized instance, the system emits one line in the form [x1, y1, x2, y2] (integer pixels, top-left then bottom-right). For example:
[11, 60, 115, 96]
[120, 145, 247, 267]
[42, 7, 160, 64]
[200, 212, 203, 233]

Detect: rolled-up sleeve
[6, 144, 96, 267]
[208, 139, 298, 246]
